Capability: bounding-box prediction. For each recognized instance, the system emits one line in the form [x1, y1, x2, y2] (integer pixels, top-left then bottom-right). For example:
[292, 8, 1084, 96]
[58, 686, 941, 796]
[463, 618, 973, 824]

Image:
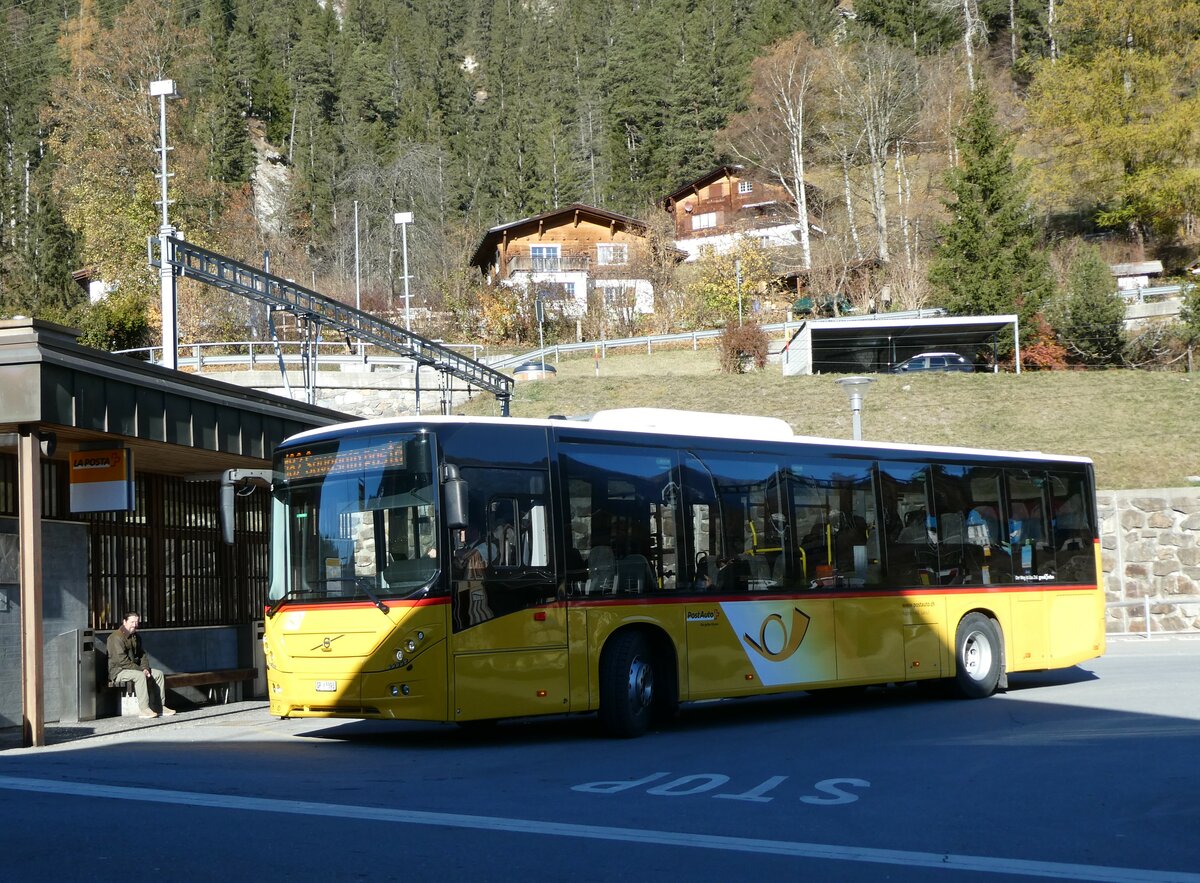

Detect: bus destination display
[283, 441, 406, 481]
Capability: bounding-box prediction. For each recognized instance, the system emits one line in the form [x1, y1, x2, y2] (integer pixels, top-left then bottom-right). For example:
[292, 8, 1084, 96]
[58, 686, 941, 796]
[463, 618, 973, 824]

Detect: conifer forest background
[2, 0, 1200, 365]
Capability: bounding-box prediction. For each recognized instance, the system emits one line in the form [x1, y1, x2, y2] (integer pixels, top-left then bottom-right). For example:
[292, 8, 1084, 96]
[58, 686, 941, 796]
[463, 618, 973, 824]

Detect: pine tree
[928, 88, 1054, 336]
[853, 0, 958, 54]
[1050, 245, 1126, 366]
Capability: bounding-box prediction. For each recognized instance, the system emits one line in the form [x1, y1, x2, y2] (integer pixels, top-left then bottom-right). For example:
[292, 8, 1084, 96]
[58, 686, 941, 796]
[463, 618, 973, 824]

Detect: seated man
[107, 612, 175, 719]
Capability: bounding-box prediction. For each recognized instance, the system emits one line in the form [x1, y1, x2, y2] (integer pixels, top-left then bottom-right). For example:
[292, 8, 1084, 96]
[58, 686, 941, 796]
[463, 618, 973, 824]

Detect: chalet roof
[662, 164, 746, 205]
[469, 203, 647, 268]
[1109, 260, 1163, 277]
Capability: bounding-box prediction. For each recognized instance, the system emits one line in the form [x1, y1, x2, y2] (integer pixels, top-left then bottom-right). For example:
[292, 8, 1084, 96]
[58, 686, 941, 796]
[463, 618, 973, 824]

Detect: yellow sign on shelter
[69, 448, 134, 512]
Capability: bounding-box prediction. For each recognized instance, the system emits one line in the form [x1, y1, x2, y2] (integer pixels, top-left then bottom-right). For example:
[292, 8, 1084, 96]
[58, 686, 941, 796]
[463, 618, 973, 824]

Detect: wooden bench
[165, 668, 258, 705]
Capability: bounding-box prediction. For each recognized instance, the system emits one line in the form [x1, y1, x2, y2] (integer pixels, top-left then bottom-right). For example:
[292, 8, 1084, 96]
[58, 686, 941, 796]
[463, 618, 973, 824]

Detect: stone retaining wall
[1098, 488, 1200, 634]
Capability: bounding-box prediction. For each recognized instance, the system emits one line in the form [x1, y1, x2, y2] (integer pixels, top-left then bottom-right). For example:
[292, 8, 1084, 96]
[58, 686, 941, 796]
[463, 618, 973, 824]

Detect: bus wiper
[355, 577, 391, 616]
[266, 589, 301, 618]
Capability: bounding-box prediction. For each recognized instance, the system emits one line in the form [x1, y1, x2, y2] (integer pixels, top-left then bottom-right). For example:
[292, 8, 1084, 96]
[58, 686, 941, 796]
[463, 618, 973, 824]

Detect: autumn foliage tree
[1026, 0, 1200, 246]
[43, 0, 256, 348]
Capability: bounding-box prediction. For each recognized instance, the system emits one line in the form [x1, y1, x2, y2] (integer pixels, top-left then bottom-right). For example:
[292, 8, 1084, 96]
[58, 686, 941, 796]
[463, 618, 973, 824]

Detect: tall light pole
[354, 201, 364, 358]
[735, 258, 743, 326]
[394, 211, 414, 331]
[536, 290, 548, 374]
[150, 78, 180, 369]
[835, 376, 875, 441]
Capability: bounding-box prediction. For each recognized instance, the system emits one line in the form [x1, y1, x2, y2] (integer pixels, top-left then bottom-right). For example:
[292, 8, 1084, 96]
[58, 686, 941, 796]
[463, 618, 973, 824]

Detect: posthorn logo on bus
[744, 608, 811, 662]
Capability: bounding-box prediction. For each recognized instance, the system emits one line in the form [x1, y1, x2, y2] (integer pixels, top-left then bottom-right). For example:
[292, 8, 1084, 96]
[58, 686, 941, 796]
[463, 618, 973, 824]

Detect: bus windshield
[269, 433, 439, 606]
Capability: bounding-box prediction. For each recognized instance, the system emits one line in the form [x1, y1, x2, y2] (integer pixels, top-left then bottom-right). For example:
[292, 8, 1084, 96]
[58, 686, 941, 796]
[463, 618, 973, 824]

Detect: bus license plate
[315, 680, 336, 692]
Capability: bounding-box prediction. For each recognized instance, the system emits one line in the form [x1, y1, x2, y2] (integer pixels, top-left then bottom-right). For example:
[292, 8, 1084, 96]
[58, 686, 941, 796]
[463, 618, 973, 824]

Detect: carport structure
[0, 318, 348, 746]
[780, 314, 1021, 375]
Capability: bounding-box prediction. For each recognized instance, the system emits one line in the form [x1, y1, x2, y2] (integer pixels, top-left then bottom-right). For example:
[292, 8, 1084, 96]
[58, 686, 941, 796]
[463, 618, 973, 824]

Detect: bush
[717, 320, 769, 374]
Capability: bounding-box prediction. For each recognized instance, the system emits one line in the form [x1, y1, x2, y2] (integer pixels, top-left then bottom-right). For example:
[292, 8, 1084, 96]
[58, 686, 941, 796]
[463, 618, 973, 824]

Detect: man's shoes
[161, 707, 177, 716]
[138, 710, 159, 719]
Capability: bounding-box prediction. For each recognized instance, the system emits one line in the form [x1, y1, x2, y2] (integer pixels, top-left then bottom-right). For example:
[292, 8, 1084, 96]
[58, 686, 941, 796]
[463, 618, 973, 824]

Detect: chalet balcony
[506, 253, 592, 274]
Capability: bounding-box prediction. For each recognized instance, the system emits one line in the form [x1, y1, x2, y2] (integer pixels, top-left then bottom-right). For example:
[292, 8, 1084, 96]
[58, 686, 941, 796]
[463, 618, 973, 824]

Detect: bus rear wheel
[954, 613, 1002, 699]
[600, 631, 657, 738]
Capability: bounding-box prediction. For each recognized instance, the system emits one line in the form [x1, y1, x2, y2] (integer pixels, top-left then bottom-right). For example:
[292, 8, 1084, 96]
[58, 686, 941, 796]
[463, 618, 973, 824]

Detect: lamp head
[149, 79, 178, 98]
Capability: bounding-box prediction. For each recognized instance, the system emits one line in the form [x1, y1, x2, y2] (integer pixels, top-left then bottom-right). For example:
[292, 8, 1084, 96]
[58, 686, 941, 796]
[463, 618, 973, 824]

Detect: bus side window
[1006, 470, 1054, 578]
[1048, 470, 1095, 583]
[878, 462, 934, 588]
[561, 444, 681, 597]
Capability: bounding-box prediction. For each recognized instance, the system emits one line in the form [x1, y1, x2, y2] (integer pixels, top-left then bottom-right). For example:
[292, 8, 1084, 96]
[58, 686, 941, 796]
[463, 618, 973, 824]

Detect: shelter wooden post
[18, 424, 44, 748]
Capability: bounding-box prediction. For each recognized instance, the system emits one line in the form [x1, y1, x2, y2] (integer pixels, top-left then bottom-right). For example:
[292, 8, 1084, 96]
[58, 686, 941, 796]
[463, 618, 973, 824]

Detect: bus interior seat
[616, 554, 653, 593]
[586, 545, 616, 594]
[939, 512, 965, 546]
[744, 553, 772, 589]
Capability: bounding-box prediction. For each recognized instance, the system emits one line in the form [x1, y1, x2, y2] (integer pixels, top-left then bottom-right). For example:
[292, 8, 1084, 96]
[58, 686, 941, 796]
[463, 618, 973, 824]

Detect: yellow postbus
[262, 408, 1104, 737]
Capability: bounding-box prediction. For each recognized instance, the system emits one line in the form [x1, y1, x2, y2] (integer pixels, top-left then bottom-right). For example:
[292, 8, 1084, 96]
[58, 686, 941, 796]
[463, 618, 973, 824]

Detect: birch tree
[933, 0, 986, 90]
[830, 37, 921, 264]
[723, 33, 823, 271]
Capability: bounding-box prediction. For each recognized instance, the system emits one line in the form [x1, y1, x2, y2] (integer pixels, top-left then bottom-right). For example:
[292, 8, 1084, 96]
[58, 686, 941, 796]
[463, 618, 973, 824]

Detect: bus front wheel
[600, 631, 656, 738]
[954, 613, 1002, 698]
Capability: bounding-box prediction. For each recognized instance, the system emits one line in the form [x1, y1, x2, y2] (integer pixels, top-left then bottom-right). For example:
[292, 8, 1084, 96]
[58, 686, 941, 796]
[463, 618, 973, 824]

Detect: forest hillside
[1, 0, 1199, 365]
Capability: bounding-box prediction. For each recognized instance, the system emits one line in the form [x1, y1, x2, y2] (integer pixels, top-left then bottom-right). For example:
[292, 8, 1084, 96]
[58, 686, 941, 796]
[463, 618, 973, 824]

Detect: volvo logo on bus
[744, 608, 811, 662]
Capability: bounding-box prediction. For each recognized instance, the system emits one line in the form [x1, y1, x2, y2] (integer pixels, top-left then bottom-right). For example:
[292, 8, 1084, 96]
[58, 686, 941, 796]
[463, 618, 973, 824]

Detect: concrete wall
[0, 517, 90, 728]
[1099, 488, 1200, 634]
[93, 624, 256, 715]
[220, 366, 478, 420]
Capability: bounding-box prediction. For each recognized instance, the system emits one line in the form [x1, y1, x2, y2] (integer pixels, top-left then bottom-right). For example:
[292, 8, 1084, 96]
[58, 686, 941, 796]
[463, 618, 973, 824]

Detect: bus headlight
[405, 639, 417, 653]
[394, 649, 406, 665]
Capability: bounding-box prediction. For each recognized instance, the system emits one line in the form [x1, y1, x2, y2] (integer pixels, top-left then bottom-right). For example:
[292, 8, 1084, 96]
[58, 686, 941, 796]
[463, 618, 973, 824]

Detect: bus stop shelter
[780, 314, 1020, 375]
[0, 318, 348, 746]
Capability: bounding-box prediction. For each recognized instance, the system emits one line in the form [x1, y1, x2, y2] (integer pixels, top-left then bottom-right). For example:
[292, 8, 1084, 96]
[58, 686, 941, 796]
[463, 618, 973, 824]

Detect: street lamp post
[735, 258, 743, 326]
[835, 376, 875, 441]
[150, 78, 179, 370]
[394, 211, 414, 331]
[536, 290, 548, 374]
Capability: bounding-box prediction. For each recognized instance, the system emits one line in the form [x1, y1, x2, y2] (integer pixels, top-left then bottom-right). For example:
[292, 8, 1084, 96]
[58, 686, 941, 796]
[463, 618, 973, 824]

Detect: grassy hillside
[456, 348, 1200, 491]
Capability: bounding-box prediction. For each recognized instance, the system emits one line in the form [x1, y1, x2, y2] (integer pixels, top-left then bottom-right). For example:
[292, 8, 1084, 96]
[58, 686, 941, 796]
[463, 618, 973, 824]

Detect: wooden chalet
[661, 164, 808, 260]
[469, 204, 653, 314]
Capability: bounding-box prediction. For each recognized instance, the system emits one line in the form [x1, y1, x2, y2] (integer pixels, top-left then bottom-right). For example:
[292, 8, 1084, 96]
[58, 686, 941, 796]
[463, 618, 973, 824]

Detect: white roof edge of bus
[282, 410, 1093, 466]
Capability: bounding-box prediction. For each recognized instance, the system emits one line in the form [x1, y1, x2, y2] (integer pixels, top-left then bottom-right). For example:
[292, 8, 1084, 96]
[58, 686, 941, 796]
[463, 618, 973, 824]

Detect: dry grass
[457, 348, 1200, 490]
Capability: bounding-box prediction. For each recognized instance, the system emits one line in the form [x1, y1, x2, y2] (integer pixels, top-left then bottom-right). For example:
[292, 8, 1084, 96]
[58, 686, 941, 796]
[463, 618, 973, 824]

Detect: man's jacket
[106, 629, 148, 682]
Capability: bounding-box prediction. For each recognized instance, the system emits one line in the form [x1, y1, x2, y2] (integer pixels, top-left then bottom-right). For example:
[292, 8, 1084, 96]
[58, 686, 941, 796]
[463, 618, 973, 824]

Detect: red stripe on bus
[261, 597, 450, 614]
[570, 583, 1099, 607]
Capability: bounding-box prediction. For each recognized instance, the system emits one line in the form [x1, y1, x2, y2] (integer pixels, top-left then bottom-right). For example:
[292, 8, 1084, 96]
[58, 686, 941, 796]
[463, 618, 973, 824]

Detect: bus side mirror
[218, 469, 272, 544]
[442, 465, 468, 529]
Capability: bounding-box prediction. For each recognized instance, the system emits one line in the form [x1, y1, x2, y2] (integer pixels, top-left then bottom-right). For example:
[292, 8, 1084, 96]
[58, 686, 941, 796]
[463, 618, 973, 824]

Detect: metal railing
[149, 235, 513, 408]
[113, 307, 950, 375]
[114, 339, 484, 372]
[1104, 597, 1200, 638]
[489, 308, 949, 370]
[1117, 282, 1190, 302]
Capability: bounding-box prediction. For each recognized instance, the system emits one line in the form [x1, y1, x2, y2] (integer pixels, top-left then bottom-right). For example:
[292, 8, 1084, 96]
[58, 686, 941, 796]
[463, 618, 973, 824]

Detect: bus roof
[280, 409, 1094, 467]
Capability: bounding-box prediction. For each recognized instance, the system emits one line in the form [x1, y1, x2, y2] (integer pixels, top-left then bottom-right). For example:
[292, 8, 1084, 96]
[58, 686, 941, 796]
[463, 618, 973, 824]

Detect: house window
[530, 245, 560, 272]
[738, 180, 753, 195]
[691, 212, 717, 231]
[596, 244, 628, 266]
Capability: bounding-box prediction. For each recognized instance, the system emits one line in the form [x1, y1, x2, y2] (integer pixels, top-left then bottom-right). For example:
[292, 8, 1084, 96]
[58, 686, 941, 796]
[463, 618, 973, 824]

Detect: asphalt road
[1, 638, 1198, 882]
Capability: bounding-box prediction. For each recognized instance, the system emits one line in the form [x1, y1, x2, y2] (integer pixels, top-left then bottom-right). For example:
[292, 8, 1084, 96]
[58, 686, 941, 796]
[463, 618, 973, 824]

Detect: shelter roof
[0, 318, 347, 475]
